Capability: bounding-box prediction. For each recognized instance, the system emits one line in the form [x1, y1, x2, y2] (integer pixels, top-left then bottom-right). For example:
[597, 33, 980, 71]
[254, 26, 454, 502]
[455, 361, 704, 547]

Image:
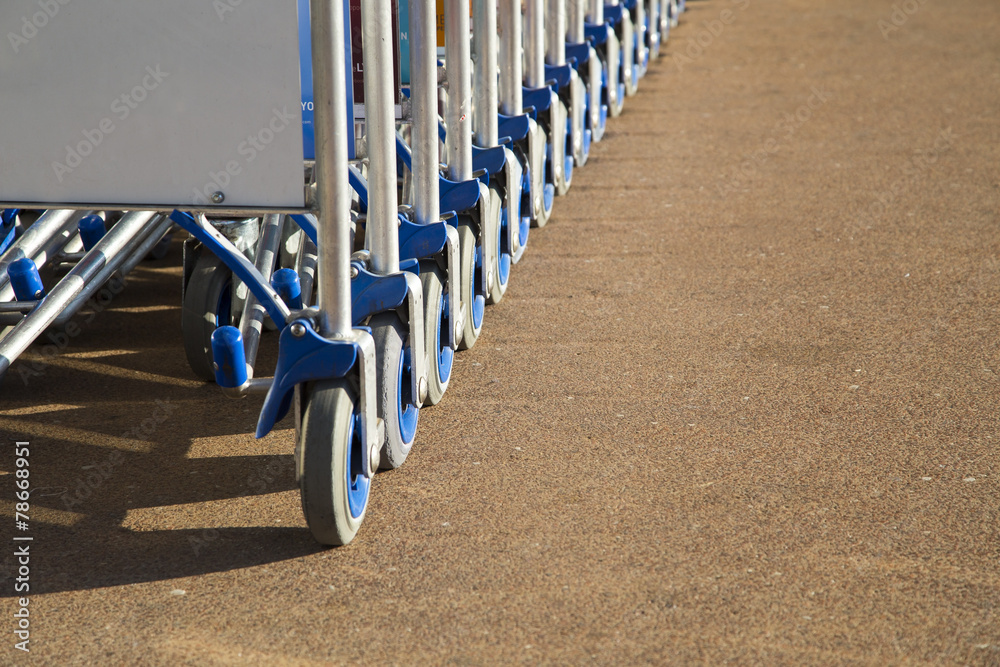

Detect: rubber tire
[487, 186, 509, 306]
[371, 313, 419, 470]
[299, 379, 369, 546]
[420, 262, 452, 406]
[181, 252, 234, 382]
[146, 232, 174, 260]
[457, 220, 483, 350]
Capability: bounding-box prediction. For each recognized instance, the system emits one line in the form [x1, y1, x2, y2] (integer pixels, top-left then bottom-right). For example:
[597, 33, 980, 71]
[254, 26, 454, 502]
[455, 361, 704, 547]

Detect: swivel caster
[420, 262, 454, 406]
[181, 253, 236, 382]
[371, 312, 420, 470]
[457, 218, 485, 350]
[299, 378, 371, 546]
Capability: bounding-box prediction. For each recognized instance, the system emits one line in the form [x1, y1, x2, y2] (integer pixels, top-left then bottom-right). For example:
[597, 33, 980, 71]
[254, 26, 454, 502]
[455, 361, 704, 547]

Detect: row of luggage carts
[0, 0, 686, 544]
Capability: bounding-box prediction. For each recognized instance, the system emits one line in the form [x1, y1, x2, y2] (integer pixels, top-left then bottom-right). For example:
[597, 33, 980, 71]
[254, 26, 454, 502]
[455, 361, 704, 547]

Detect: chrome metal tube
[445, 0, 474, 181]
[471, 0, 499, 147]
[0, 210, 86, 299]
[362, 0, 401, 275]
[239, 213, 284, 373]
[310, 0, 353, 337]
[409, 0, 440, 225]
[296, 235, 319, 308]
[498, 0, 523, 116]
[50, 214, 172, 327]
[586, 0, 603, 24]
[524, 0, 546, 88]
[0, 303, 34, 314]
[0, 211, 157, 377]
[545, 0, 566, 66]
[567, 0, 585, 43]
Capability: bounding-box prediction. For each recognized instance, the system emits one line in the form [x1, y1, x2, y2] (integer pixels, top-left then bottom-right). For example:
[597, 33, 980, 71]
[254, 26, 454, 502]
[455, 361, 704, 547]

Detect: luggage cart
[0, 0, 384, 545]
[470, 0, 526, 304]
[394, 0, 465, 406]
[0, 207, 175, 380]
[543, 0, 581, 195]
[586, 0, 626, 120]
[436, 0, 503, 350]
[523, 0, 571, 211]
[497, 0, 537, 262]
[1, 0, 686, 546]
[565, 0, 602, 163]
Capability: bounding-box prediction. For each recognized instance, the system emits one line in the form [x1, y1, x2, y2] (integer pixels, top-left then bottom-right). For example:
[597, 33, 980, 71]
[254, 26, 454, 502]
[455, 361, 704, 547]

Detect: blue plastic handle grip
[211, 326, 249, 388]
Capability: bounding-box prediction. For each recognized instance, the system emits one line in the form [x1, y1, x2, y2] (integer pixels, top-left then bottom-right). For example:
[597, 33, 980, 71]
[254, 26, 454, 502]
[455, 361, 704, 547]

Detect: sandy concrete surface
[2, 0, 998, 663]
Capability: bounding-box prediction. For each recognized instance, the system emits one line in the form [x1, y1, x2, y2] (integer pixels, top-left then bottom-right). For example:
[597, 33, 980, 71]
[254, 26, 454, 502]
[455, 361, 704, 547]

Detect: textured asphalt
[2, 0, 999, 664]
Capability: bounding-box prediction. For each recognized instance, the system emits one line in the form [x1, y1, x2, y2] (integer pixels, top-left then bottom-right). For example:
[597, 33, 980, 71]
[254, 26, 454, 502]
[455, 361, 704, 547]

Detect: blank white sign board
[0, 0, 305, 209]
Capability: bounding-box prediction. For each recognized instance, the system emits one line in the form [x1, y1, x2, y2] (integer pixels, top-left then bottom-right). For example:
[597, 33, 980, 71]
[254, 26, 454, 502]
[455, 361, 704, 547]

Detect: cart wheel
[514, 168, 531, 263]
[606, 33, 626, 118]
[457, 220, 484, 350]
[146, 231, 174, 260]
[299, 379, 369, 546]
[420, 262, 453, 406]
[181, 253, 235, 382]
[511, 170, 531, 264]
[372, 312, 419, 469]
[534, 165, 555, 227]
[487, 187, 509, 305]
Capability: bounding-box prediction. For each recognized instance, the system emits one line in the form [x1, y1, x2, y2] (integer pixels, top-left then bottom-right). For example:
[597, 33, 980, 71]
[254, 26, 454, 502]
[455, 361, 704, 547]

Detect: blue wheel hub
[498, 208, 511, 287]
[472, 245, 486, 328]
[437, 292, 454, 383]
[396, 343, 419, 445]
[346, 407, 370, 519]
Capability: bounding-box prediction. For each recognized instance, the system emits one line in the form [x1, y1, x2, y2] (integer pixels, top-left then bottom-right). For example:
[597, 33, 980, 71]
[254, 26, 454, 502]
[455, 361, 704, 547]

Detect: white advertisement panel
[0, 0, 305, 209]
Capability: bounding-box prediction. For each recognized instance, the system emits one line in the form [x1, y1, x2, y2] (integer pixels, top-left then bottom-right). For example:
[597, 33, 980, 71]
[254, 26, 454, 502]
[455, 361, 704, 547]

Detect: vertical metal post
[311, 0, 353, 337]
[545, 0, 566, 66]
[567, 0, 585, 43]
[471, 0, 499, 147]
[585, 0, 602, 25]
[362, 0, 400, 275]
[409, 0, 439, 226]
[524, 0, 545, 89]
[444, 0, 473, 181]
[498, 0, 523, 116]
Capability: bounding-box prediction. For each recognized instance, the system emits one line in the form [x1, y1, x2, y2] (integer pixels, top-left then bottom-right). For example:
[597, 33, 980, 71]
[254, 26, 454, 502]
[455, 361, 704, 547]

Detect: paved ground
[2, 0, 998, 663]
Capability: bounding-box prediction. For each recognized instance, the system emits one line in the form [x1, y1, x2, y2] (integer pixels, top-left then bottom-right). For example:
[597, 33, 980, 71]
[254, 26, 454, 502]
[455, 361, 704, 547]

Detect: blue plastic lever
[8, 258, 44, 301]
[78, 215, 106, 251]
[271, 268, 303, 310]
[211, 326, 249, 388]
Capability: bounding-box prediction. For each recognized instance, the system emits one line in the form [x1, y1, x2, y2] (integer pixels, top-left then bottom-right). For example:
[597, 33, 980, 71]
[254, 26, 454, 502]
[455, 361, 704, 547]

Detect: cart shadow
[3, 522, 325, 595]
[0, 241, 331, 595]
